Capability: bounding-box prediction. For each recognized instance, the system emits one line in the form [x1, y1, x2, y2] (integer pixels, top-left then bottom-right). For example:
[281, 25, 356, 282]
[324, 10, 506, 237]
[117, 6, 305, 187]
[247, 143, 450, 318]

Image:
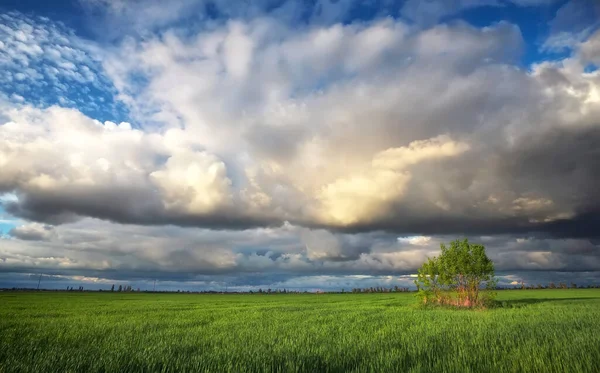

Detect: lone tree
[415, 239, 497, 308]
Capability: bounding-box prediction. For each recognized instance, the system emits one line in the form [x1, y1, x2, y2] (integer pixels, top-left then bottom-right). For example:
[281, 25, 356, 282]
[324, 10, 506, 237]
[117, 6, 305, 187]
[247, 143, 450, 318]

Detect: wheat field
[1, 290, 599, 372]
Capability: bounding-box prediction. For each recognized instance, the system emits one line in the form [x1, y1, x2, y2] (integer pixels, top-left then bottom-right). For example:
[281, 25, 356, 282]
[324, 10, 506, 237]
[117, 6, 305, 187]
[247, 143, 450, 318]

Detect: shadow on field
[499, 297, 600, 308]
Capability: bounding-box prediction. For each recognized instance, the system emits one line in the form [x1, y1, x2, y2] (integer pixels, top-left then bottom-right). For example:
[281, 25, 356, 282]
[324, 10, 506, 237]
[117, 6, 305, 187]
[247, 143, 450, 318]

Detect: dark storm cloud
[1, 217, 599, 289]
[3, 191, 279, 230]
[307, 119, 600, 239]
[501, 124, 600, 238]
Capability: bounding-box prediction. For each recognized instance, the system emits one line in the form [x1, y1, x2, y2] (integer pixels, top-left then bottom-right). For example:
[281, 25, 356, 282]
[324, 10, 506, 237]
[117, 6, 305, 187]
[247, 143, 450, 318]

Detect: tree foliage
[415, 239, 497, 308]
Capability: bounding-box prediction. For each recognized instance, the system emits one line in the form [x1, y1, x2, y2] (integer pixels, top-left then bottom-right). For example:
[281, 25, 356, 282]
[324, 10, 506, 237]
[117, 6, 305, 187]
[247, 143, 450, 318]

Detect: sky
[0, 0, 599, 292]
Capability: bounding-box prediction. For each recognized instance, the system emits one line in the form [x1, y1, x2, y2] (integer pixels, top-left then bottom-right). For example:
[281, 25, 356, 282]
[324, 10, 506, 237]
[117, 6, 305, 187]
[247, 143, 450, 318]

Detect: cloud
[580, 29, 600, 65]
[150, 149, 233, 214]
[400, 0, 559, 27]
[0, 105, 277, 228]
[77, 0, 362, 40]
[0, 16, 599, 239]
[542, 0, 600, 53]
[78, 0, 205, 38]
[9, 223, 54, 241]
[0, 12, 125, 120]
[301, 228, 374, 261]
[1, 3, 600, 288]
[400, 0, 500, 26]
[398, 236, 432, 246]
[316, 135, 469, 225]
[1, 218, 598, 289]
[0, 218, 403, 279]
[508, 0, 559, 5]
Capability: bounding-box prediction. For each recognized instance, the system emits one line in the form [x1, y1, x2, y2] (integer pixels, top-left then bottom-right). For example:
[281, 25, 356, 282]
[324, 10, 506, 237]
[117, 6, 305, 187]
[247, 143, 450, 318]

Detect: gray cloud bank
[1, 219, 599, 289]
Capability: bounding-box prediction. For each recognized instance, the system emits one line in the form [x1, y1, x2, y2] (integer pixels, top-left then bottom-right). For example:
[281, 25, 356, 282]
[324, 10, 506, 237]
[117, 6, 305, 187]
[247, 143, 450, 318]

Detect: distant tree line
[108, 285, 139, 292]
[497, 282, 581, 290]
[350, 286, 410, 293]
[250, 289, 301, 294]
[3, 283, 600, 293]
[66, 286, 85, 291]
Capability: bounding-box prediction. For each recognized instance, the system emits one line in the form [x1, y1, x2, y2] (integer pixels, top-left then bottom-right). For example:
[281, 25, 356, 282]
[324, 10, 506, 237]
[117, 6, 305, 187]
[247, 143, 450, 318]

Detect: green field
[1, 290, 599, 372]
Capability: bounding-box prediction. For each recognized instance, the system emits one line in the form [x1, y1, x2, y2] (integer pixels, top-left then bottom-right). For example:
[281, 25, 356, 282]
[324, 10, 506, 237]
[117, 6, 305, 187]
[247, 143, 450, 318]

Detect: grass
[1, 289, 599, 372]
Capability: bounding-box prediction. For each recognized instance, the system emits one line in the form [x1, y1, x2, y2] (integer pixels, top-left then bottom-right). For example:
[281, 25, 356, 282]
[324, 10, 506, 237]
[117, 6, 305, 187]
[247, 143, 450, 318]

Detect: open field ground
[1, 290, 600, 372]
